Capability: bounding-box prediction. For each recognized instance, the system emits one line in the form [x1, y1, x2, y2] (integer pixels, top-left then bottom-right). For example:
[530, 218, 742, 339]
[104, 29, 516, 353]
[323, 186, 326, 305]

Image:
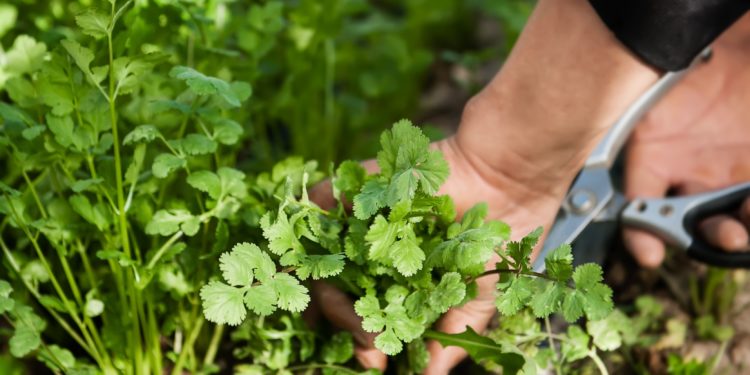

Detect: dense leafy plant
[200, 121, 616, 373]
[0, 0, 645, 374]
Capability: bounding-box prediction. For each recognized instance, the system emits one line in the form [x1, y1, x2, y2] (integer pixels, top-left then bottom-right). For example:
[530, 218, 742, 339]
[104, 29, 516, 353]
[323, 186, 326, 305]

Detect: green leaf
[75, 9, 110, 39]
[0, 279, 14, 314]
[296, 254, 345, 280]
[71, 178, 103, 193]
[545, 244, 573, 282]
[269, 273, 309, 312]
[69, 194, 109, 231]
[374, 328, 402, 356]
[212, 119, 244, 145]
[321, 332, 354, 364]
[123, 125, 160, 145]
[179, 133, 217, 155]
[333, 161, 366, 199]
[5, 35, 46, 75]
[200, 281, 246, 326]
[561, 290, 586, 322]
[169, 66, 251, 107]
[84, 298, 104, 318]
[187, 171, 221, 199]
[9, 305, 46, 357]
[152, 153, 185, 178]
[354, 294, 386, 332]
[219, 243, 276, 286]
[243, 284, 276, 316]
[496, 276, 534, 316]
[572, 263, 603, 289]
[353, 179, 387, 220]
[37, 345, 76, 372]
[390, 226, 424, 277]
[260, 211, 302, 255]
[429, 272, 466, 313]
[560, 326, 590, 362]
[582, 283, 613, 321]
[60, 40, 95, 81]
[364, 215, 399, 262]
[529, 281, 564, 318]
[377, 120, 449, 203]
[145, 209, 198, 236]
[424, 327, 524, 375]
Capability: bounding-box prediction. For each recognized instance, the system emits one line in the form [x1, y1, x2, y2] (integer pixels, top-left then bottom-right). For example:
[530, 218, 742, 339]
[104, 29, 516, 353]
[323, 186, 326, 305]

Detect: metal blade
[532, 167, 613, 272]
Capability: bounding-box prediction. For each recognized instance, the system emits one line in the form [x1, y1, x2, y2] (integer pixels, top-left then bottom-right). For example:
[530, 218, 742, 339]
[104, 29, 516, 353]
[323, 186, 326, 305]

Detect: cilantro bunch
[201, 121, 616, 372]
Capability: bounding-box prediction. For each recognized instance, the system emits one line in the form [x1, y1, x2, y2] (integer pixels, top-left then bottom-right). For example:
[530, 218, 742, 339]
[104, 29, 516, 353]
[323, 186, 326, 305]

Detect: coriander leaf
[270, 273, 309, 312]
[60, 40, 95, 81]
[561, 290, 585, 322]
[152, 153, 185, 178]
[572, 263, 603, 289]
[364, 215, 399, 262]
[169, 66, 250, 107]
[496, 276, 534, 316]
[5, 35, 46, 75]
[429, 272, 466, 313]
[179, 133, 218, 155]
[212, 119, 244, 145]
[123, 124, 160, 145]
[296, 254, 345, 280]
[71, 178, 103, 193]
[219, 243, 276, 286]
[187, 171, 221, 200]
[353, 179, 387, 220]
[0, 279, 14, 314]
[200, 281, 246, 326]
[321, 332, 354, 364]
[260, 210, 302, 255]
[243, 284, 276, 316]
[145, 209, 197, 236]
[217, 167, 247, 199]
[545, 244, 573, 282]
[561, 326, 590, 362]
[529, 281, 564, 318]
[75, 9, 109, 39]
[582, 283, 613, 321]
[333, 161, 366, 199]
[375, 328, 402, 356]
[354, 294, 386, 332]
[9, 305, 46, 357]
[390, 226, 424, 277]
[69, 194, 109, 231]
[424, 327, 524, 375]
[37, 344, 75, 372]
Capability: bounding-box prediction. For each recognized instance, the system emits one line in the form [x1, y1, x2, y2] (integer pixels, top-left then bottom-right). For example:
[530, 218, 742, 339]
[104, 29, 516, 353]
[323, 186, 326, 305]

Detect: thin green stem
[171, 314, 204, 375]
[202, 324, 224, 368]
[588, 350, 609, 375]
[20, 169, 47, 219]
[146, 231, 184, 269]
[545, 316, 563, 374]
[286, 364, 359, 375]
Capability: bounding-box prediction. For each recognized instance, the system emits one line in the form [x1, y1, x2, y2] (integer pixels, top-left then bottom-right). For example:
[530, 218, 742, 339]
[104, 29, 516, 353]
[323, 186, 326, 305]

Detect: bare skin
[310, 2, 750, 374]
[624, 13, 750, 266]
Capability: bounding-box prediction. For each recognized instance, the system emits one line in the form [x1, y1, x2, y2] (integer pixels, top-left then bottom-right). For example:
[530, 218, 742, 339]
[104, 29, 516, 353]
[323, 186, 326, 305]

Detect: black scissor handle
[622, 182, 750, 267]
[683, 182, 750, 267]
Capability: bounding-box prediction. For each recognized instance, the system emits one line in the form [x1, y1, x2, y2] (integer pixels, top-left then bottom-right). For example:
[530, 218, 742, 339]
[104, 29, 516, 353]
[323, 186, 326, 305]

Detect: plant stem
[171, 314, 204, 375]
[545, 316, 563, 374]
[203, 324, 225, 368]
[146, 231, 184, 269]
[588, 350, 609, 375]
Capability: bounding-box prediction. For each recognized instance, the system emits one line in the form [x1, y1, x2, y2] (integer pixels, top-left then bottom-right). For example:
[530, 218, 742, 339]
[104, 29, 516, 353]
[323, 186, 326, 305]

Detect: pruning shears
[533, 49, 750, 272]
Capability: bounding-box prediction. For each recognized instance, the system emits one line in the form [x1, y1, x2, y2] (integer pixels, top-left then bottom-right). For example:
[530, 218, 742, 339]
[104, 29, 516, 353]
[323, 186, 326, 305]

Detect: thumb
[623, 160, 670, 268]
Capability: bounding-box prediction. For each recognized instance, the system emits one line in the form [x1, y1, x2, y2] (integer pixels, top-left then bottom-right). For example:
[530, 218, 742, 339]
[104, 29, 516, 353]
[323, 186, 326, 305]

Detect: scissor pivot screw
[568, 190, 596, 214]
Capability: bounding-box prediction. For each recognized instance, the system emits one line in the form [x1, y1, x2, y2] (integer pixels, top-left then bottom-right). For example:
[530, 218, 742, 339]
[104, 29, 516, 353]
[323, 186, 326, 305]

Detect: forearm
[456, 0, 659, 195]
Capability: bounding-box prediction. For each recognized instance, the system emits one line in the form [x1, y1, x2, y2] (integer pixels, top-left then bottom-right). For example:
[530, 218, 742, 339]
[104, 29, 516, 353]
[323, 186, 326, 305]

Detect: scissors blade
[532, 167, 614, 272]
[592, 192, 628, 223]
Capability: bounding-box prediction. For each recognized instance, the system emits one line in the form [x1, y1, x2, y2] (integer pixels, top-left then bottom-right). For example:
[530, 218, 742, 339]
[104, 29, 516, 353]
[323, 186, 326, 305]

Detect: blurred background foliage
[1, 0, 532, 169]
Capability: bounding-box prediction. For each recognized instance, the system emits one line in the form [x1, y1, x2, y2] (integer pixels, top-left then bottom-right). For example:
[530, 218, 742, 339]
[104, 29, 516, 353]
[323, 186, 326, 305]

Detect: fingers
[698, 214, 749, 251]
[310, 282, 386, 371]
[681, 182, 749, 252]
[424, 275, 498, 375]
[741, 198, 750, 228]
[623, 160, 671, 267]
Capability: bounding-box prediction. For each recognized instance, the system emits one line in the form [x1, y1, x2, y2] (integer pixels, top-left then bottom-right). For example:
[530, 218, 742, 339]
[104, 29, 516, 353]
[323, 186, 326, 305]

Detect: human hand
[623, 16, 750, 267]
